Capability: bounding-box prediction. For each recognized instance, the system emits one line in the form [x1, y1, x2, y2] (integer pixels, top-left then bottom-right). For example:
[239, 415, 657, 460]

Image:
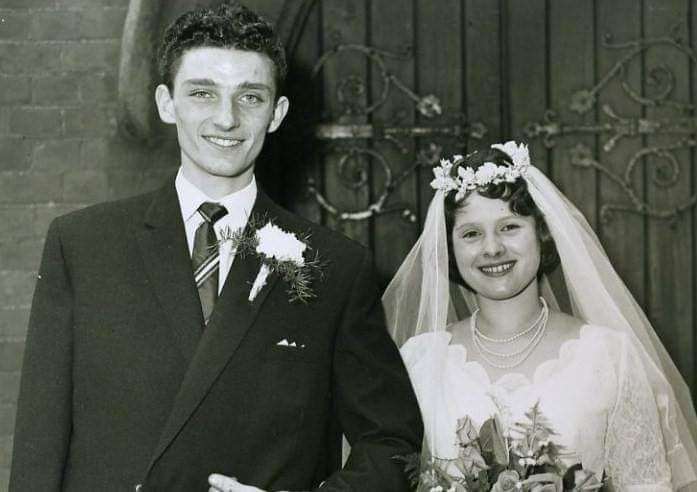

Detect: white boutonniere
[220, 215, 325, 303]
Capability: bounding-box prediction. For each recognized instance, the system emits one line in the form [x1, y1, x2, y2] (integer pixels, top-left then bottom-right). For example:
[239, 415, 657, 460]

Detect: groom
[9, 2, 422, 491]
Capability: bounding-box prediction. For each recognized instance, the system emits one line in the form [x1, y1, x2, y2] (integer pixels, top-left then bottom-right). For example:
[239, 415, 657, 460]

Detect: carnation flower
[255, 223, 306, 265]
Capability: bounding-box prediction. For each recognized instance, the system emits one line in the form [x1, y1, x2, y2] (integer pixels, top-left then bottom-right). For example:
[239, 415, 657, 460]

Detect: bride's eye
[461, 230, 480, 239]
[500, 223, 520, 232]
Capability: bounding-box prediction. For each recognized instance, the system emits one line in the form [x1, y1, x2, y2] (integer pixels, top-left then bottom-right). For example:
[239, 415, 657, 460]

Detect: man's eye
[240, 94, 263, 104]
[190, 90, 212, 99]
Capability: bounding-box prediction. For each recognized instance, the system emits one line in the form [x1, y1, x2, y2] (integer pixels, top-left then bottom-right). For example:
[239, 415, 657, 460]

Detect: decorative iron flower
[569, 89, 596, 114]
[417, 94, 443, 118]
[569, 143, 594, 167]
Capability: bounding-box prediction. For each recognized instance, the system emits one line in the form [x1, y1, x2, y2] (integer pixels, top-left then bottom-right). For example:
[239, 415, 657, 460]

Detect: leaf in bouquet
[456, 416, 479, 447]
[464, 470, 489, 492]
[508, 451, 527, 476]
[476, 469, 490, 491]
[570, 468, 604, 491]
[461, 444, 489, 471]
[479, 415, 509, 466]
[523, 472, 562, 492]
[562, 464, 582, 491]
[392, 452, 421, 489]
[523, 402, 558, 438]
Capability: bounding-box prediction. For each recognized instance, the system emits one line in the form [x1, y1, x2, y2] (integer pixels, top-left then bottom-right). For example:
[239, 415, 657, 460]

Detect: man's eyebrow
[237, 82, 272, 92]
[182, 78, 217, 86]
[181, 79, 272, 92]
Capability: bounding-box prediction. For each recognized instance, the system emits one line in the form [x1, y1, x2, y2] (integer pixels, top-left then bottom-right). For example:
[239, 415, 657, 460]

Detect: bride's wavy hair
[444, 147, 560, 289]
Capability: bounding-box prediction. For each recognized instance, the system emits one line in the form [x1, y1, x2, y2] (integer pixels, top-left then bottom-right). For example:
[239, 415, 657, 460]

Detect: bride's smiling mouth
[203, 135, 244, 148]
[478, 260, 516, 277]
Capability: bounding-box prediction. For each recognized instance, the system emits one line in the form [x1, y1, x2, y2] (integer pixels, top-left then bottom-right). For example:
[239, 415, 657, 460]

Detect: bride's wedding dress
[384, 142, 697, 491]
[402, 325, 673, 490]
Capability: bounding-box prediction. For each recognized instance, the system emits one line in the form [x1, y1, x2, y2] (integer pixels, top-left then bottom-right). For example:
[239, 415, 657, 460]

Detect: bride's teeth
[481, 262, 514, 274]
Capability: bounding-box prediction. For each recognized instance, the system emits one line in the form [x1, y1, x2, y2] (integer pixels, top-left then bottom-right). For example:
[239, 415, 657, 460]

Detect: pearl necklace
[474, 297, 547, 344]
[470, 298, 549, 369]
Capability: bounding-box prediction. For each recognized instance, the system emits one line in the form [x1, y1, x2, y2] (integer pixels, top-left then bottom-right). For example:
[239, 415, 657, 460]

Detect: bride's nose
[482, 233, 505, 257]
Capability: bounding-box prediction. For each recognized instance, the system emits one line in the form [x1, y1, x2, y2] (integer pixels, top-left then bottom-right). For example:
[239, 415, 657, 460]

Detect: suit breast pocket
[263, 345, 324, 364]
[254, 351, 328, 435]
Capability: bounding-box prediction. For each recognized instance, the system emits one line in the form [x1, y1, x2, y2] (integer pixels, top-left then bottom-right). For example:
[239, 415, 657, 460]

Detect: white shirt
[175, 168, 257, 294]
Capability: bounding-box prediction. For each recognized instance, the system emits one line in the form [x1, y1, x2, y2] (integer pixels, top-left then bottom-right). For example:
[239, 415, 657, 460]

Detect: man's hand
[208, 473, 265, 492]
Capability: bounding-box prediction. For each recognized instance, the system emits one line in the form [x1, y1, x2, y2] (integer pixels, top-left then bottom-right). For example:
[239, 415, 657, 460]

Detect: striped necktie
[192, 202, 228, 324]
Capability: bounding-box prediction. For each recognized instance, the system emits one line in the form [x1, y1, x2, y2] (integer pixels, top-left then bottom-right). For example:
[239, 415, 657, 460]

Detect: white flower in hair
[457, 166, 476, 188]
[474, 162, 501, 187]
[429, 141, 532, 200]
[491, 140, 531, 170]
[430, 159, 458, 193]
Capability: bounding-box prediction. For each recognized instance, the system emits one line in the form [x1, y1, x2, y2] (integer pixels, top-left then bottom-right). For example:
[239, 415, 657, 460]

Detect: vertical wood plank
[548, 0, 597, 227]
[370, 1, 418, 282]
[415, 0, 465, 221]
[507, 0, 549, 175]
[644, 0, 694, 392]
[465, 0, 503, 147]
[321, 0, 370, 246]
[281, 2, 323, 223]
[595, 0, 646, 308]
[692, 0, 697, 395]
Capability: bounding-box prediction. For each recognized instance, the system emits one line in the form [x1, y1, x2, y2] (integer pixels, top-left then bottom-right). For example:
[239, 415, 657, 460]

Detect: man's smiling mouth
[204, 136, 243, 148]
[479, 261, 516, 276]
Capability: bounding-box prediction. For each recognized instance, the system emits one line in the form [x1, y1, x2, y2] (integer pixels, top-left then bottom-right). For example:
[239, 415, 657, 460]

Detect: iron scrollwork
[309, 43, 486, 222]
[524, 26, 697, 223]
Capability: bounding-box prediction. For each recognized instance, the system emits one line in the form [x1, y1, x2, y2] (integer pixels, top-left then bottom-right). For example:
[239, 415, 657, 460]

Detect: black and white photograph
[1, 1, 697, 491]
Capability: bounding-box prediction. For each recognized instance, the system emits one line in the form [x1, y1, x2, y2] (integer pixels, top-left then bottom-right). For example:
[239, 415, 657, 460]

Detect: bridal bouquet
[397, 403, 604, 492]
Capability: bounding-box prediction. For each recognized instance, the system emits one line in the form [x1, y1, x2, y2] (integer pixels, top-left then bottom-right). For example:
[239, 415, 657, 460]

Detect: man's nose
[213, 98, 240, 130]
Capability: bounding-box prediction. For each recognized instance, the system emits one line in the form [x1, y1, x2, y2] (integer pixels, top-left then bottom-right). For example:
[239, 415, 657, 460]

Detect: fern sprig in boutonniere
[219, 214, 325, 303]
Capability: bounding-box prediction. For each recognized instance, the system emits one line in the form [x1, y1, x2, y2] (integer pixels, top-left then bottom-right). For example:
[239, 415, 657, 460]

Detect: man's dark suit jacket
[9, 178, 423, 491]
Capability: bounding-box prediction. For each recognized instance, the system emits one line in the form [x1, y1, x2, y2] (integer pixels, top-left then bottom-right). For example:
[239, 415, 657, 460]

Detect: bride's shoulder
[547, 311, 584, 344]
[399, 331, 453, 366]
[549, 311, 627, 355]
[400, 331, 452, 351]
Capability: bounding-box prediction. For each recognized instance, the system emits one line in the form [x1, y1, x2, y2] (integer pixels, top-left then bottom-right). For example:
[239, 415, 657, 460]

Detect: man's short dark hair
[158, 1, 288, 97]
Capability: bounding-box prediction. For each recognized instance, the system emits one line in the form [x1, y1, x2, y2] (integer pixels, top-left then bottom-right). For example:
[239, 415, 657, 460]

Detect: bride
[383, 142, 697, 491]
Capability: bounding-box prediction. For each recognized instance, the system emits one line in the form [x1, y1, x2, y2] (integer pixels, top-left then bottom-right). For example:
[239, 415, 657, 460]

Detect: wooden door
[275, 0, 697, 396]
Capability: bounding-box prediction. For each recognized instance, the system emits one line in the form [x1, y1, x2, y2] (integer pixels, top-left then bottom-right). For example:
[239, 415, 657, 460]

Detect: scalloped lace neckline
[449, 324, 593, 390]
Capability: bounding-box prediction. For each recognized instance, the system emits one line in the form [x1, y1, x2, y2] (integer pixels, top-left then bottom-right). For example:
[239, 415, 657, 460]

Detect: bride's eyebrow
[454, 221, 479, 231]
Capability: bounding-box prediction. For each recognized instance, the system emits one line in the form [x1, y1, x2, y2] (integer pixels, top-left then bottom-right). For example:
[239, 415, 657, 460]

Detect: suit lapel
[146, 190, 282, 473]
[135, 179, 204, 363]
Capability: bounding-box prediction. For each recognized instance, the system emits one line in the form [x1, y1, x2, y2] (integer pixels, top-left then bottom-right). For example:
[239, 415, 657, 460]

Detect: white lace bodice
[401, 324, 673, 491]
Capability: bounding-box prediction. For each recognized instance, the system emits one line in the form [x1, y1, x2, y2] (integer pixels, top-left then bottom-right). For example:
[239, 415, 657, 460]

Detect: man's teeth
[206, 137, 242, 147]
[480, 262, 514, 274]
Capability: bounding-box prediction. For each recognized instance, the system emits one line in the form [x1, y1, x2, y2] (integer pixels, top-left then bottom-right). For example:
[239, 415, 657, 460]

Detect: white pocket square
[276, 338, 305, 348]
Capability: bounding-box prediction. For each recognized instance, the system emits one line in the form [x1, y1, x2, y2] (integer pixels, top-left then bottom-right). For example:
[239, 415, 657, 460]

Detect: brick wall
[0, 2, 178, 489]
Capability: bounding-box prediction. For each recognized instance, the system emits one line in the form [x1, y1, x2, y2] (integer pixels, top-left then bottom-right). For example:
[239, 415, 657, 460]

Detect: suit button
[135, 484, 143, 492]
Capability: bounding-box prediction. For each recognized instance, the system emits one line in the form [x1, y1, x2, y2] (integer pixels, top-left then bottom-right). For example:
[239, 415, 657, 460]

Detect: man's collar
[174, 167, 257, 221]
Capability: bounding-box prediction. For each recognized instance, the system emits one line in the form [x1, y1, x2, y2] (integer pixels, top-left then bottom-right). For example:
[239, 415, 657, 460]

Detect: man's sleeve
[319, 250, 423, 491]
[9, 219, 73, 491]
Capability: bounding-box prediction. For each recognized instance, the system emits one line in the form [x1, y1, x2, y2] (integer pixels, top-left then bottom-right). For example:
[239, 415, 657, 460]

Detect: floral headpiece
[430, 141, 531, 201]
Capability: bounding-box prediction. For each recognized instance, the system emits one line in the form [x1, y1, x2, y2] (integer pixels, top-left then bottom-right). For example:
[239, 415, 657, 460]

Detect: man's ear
[155, 84, 176, 124]
[267, 96, 289, 133]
